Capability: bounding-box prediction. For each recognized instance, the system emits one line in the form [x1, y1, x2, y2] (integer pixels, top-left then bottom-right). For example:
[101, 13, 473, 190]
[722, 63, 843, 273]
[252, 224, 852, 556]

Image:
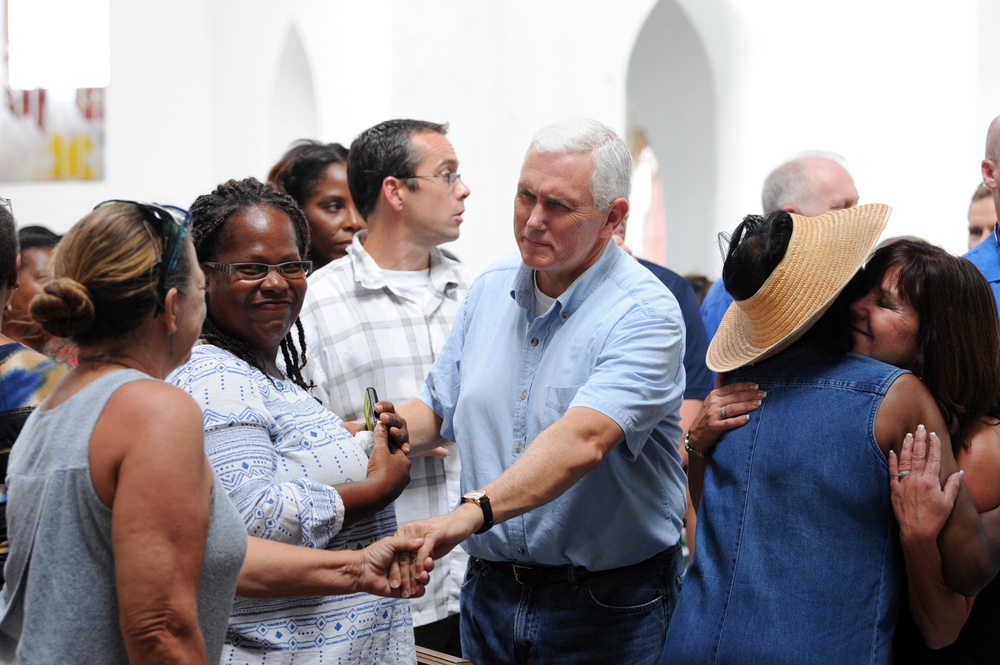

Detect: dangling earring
[169, 332, 176, 357]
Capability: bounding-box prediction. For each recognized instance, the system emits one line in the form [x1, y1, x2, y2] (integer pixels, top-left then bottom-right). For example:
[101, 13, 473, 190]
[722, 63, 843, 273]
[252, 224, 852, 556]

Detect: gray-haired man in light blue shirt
[396, 117, 687, 664]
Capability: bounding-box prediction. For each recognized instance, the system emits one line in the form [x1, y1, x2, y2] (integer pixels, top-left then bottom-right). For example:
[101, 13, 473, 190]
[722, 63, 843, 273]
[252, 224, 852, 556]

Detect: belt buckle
[511, 563, 532, 585]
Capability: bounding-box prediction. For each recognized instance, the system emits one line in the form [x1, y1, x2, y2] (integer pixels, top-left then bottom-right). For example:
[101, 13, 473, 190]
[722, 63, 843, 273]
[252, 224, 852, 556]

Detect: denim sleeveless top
[664, 346, 907, 665]
[0, 369, 247, 663]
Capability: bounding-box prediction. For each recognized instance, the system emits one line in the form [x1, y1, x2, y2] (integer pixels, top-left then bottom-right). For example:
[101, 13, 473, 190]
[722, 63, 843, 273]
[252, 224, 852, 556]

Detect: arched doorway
[626, 0, 723, 276]
[268, 23, 320, 162]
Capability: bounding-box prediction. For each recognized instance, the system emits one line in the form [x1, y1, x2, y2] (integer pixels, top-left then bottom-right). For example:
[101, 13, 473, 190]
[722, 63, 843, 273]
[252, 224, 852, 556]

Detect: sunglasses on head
[94, 200, 193, 300]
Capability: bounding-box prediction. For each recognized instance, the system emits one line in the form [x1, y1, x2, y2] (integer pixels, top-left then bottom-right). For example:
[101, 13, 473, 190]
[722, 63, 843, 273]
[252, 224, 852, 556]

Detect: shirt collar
[349, 230, 465, 293]
[511, 240, 621, 317]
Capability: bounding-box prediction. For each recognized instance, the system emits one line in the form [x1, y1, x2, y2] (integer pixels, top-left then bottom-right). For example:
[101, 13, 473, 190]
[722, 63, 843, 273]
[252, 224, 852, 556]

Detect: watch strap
[463, 492, 493, 534]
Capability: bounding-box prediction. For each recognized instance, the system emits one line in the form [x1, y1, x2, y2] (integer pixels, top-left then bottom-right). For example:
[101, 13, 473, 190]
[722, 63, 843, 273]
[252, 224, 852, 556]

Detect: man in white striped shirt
[298, 119, 472, 657]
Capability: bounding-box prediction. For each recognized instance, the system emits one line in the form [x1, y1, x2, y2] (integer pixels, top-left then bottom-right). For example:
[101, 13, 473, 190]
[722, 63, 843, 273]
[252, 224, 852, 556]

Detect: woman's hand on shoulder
[889, 426, 962, 546]
[685, 381, 765, 458]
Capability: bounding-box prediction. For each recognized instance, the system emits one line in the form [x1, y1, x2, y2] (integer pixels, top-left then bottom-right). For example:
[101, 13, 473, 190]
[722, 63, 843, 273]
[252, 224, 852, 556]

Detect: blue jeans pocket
[462, 557, 487, 591]
[582, 571, 665, 615]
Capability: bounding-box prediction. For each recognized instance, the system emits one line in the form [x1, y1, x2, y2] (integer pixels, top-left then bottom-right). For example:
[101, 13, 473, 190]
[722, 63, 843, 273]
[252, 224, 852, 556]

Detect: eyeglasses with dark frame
[95, 200, 192, 301]
[395, 172, 463, 187]
[202, 261, 313, 281]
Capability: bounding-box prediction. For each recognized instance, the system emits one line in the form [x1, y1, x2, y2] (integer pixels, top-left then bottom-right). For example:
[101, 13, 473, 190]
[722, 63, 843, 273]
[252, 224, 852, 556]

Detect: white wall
[1, 0, 997, 279]
[628, 0, 989, 278]
[379, 0, 658, 271]
[627, 0, 734, 275]
[720, 0, 982, 277]
[3, 0, 215, 225]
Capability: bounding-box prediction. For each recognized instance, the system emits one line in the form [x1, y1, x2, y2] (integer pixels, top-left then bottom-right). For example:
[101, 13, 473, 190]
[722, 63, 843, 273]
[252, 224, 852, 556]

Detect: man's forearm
[396, 398, 447, 456]
[481, 407, 621, 524]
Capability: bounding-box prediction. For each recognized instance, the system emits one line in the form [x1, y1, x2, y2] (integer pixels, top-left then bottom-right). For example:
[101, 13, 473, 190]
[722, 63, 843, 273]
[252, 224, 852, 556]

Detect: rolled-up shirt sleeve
[569, 305, 685, 460]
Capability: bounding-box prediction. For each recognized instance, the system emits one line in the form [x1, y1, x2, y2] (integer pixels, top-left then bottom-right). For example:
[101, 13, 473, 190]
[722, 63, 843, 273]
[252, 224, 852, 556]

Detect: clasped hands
[389, 502, 486, 584]
[355, 404, 482, 594]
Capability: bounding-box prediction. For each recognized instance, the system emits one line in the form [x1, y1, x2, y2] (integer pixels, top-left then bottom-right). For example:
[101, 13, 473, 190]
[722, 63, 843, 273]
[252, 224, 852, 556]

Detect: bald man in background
[700, 152, 859, 341]
[965, 116, 1000, 313]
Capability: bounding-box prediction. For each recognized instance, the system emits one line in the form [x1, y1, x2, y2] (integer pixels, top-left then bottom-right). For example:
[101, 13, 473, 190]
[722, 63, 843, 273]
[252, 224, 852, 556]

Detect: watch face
[464, 490, 487, 501]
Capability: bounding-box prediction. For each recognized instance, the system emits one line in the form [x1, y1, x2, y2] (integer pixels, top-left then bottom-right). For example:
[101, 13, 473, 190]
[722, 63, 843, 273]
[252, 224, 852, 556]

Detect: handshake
[354, 398, 483, 597]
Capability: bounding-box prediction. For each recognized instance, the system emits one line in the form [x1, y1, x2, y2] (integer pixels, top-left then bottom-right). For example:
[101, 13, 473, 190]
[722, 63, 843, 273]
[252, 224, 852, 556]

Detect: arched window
[1, 0, 107, 181]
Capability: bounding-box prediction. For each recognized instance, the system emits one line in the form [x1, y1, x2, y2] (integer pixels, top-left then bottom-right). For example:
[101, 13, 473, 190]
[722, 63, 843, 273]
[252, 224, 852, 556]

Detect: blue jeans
[460, 545, 683, 665]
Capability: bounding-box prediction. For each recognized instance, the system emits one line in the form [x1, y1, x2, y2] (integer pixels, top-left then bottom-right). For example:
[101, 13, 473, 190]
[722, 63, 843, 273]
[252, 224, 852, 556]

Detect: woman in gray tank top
[0, 201, 432, 664]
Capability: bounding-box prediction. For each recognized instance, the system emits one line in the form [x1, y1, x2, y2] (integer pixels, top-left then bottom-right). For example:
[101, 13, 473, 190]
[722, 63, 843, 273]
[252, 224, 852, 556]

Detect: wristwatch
[461, 490, 493, 534]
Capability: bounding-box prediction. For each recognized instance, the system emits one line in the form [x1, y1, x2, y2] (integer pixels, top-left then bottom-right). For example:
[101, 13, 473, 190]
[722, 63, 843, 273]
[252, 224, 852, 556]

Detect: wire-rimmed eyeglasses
[395, 172, 463, 187]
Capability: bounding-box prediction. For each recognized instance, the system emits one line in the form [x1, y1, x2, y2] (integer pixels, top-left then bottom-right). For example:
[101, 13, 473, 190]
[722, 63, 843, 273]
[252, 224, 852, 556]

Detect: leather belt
[479, 545, 680, 587]
[479, 559, 601, 586]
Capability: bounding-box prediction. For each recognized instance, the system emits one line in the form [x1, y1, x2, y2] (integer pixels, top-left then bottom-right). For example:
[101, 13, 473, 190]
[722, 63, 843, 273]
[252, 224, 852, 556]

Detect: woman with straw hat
[661, 205, 996, 664]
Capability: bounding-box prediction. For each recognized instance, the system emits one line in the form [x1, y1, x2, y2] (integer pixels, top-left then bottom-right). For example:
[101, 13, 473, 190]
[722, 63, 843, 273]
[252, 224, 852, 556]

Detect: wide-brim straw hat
[707, 203, 892, 373]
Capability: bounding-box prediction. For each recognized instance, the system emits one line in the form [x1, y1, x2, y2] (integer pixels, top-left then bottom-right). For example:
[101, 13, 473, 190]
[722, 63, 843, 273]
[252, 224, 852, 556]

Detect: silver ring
[897, 471, 912, 480]
[720, 406, 727, 419]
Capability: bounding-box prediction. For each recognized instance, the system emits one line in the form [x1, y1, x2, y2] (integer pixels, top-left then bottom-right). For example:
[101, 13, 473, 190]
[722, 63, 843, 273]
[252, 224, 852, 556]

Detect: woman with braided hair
[170, 177, 417, 663]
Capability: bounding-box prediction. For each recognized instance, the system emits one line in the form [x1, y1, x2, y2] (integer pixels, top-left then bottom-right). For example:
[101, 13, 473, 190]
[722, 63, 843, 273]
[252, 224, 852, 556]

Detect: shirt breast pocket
[545, 384, 583, 419]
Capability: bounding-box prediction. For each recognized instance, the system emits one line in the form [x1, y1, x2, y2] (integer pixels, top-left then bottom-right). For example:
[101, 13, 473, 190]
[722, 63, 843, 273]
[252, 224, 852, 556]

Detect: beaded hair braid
[189, 177, 315, 392]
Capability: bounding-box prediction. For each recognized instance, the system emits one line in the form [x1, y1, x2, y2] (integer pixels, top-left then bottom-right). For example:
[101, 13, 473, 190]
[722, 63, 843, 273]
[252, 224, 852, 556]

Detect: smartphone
[364, 387, 379, 432]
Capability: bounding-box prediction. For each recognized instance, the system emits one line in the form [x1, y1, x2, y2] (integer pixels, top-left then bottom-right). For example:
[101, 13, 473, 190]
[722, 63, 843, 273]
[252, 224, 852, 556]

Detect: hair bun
[31, 277, 96, 338]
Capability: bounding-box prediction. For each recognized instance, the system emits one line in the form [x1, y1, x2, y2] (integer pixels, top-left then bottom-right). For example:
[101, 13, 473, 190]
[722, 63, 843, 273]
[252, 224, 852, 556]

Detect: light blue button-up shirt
[419, 241, 687, 570]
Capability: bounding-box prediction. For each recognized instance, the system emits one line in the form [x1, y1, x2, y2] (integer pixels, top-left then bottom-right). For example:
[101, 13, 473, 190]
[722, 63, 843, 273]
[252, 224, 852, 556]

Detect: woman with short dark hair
[4, 225, 63, 357]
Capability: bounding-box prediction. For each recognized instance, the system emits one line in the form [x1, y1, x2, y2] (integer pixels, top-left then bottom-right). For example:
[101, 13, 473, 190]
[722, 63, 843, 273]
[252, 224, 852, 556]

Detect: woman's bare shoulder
[876, 373, 949, 455]
[959, 419, 1000, 513]
[90, 378, 208, 507]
